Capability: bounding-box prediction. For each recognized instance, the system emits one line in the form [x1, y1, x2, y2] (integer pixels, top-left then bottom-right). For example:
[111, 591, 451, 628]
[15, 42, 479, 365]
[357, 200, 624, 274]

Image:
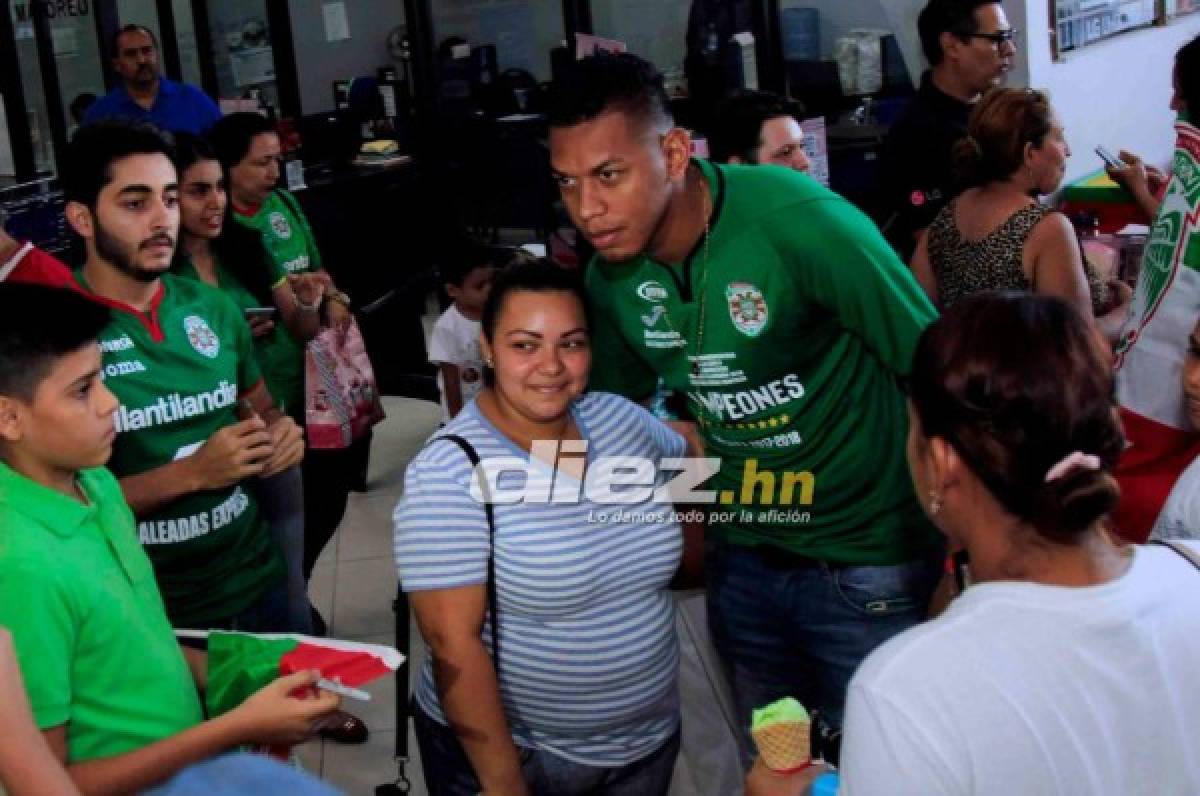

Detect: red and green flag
[176, 630, 403, 718]
[1114, 116, 1200, 540]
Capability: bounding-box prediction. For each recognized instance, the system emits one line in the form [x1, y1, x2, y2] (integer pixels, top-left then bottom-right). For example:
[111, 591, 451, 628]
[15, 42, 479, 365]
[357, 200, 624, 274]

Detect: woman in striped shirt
[394, 262, 686, 795]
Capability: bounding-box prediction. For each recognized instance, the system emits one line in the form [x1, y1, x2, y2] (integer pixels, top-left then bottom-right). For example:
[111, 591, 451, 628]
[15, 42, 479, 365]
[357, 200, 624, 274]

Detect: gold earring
[928, 490, 943, 516]
[484, 357, 494, 369]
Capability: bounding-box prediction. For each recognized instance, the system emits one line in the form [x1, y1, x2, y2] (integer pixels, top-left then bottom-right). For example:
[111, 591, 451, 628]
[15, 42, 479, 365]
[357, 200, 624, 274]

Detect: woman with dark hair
[1105, 33, 1200, 220]
[209, 113, 365, 639]
[394, 262, 685, 795]
[178, 129, 368, 744]
[746, 292, 1200, 795]
[911, 88, 1127, 335]
[171, 132, 321, 639]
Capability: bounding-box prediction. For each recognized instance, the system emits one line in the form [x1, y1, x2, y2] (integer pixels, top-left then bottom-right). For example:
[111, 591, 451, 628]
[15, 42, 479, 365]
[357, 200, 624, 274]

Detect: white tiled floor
[295, 395, 439, 795]
[300, 395, 743, 795]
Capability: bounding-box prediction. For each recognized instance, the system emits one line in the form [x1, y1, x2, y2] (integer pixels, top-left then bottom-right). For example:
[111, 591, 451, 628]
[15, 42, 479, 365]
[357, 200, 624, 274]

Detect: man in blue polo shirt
[85, 24, 222, 135]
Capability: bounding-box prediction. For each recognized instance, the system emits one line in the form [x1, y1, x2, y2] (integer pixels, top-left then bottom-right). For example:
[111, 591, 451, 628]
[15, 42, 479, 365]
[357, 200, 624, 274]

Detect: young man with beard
[62, 120, 303, 632]
[548, 54, 942, 763]
[880, 0, 1017, 258]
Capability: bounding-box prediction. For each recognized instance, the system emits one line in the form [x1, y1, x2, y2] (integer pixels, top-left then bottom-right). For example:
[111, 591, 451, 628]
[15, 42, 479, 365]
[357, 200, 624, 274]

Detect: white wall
[288, 0, 408, 115]
[1025, 6, 1200, 183]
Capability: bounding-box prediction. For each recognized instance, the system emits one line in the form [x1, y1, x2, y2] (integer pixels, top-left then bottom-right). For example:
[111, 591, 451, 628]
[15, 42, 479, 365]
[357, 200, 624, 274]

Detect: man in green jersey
[61, 120, 305, 630]
[548, 54, 942, 756]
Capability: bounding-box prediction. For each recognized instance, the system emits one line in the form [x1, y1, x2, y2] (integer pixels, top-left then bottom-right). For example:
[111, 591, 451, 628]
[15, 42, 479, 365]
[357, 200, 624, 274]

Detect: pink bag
[304, 320, 385, 449]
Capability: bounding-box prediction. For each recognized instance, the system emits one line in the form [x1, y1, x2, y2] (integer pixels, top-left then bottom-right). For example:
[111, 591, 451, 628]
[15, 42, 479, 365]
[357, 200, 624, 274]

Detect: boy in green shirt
[0, 282, 338, 793]
[548, 54, 943, 756]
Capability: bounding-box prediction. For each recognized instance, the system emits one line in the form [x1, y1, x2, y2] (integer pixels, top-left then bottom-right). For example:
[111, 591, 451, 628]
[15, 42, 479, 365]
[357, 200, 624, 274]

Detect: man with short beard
[63, 120, 303, 631]
[84, 25, 221, 135]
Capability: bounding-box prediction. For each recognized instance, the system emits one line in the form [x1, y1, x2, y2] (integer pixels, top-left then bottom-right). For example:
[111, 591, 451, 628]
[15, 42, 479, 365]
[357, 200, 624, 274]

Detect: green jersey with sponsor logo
[233, 189, 319, 411]
[174, 251, 300, 415]
[85, 273, 283, 626]
[587, 159, 939, 565]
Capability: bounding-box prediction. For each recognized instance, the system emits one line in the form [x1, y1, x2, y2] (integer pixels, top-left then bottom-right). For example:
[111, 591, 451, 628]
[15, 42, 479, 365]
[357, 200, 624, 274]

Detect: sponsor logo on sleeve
[636, 280, 669, 302]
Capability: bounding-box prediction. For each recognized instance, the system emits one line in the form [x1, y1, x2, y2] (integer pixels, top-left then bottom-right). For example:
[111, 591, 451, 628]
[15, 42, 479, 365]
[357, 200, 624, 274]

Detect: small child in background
[429, 241, 499, 421]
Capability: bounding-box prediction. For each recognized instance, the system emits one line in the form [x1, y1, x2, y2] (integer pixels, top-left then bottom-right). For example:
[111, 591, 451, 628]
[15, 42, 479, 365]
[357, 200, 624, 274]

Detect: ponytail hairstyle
[909, 292, 1125, 543]
[953, 87, 1055, 187]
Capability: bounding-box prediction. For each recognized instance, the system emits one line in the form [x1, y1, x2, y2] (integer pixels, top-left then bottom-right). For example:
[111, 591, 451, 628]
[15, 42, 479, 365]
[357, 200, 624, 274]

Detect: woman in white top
[748, 292, 1200, 795]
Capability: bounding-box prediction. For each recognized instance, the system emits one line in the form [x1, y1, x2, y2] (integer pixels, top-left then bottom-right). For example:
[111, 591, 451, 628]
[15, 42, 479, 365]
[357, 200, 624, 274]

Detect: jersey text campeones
[587, 160, 939, 564]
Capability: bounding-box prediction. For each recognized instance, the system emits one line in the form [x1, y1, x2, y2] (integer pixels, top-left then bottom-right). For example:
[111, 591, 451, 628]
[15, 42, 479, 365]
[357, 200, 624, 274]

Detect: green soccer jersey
[587, 159, 939, 565]
[232, 189, 320, 412]
[174, 252, 299, 415]
[83, 273, 283, 626]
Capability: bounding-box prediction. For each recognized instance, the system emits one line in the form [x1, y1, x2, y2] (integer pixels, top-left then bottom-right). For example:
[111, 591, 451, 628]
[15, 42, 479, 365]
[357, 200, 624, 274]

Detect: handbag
[304, 319, 385, 450]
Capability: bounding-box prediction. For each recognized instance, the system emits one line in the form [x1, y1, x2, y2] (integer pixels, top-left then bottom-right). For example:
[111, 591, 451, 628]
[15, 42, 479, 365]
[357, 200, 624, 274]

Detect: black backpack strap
[1150, 539, 1200, 572]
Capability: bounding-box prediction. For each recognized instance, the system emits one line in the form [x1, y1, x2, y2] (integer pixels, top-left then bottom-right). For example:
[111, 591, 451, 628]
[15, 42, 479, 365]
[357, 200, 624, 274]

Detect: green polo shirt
[232, 189, 320, 412]
[0, 463, 203, 762]
[587, 159, 940, 565]
[80, 273, 283, 627]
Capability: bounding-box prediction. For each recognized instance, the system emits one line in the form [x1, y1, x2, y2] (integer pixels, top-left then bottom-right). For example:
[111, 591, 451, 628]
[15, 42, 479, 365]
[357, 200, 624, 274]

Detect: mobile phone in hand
[243, 307, 278, 320]
[1096, 146, 1124, 170]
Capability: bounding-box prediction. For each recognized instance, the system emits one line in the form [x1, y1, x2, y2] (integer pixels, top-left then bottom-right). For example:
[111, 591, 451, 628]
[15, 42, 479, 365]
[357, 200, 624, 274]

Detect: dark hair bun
[910, 292, 1125, 542]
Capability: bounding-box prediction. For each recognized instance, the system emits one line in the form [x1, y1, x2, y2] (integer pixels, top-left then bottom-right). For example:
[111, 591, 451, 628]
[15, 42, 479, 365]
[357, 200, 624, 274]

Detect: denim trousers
[414, 705, 681, 796]
[145, 753, 340, 795]
[253, 465, 313, 634]
[705, 535, 942, 767]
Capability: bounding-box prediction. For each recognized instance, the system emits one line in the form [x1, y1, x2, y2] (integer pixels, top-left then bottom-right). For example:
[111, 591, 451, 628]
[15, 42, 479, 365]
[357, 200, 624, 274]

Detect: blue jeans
[414, 705, 680, 796]
[705, 536, 942, 767]
[145, 753, 341, 795]
[253, 465, 313, 634]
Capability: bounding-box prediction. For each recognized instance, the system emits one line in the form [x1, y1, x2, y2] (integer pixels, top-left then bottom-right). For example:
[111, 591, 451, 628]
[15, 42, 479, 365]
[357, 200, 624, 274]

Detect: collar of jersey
[75, 272, 168, 343]
[0, 461, 99, 537]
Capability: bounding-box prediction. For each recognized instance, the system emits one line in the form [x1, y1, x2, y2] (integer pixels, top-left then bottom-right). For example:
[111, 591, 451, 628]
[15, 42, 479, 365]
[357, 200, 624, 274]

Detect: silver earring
[928, 490, 943, 516]
[484, 357, 494, 369]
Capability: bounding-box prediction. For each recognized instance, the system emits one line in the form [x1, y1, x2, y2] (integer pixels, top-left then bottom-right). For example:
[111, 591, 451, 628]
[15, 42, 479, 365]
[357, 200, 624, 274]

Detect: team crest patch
[726, 282, 768, 337]
[184, 316, 220, 359]
[269, 211, 292, 240]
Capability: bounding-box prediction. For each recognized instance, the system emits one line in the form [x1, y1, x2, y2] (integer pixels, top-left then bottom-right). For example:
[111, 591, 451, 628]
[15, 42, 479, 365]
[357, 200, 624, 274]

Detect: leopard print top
[927, 200, 1111, 314]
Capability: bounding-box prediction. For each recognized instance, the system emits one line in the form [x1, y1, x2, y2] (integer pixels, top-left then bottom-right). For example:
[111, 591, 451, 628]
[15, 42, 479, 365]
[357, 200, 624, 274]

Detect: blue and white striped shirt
[393, 392, 684, 766]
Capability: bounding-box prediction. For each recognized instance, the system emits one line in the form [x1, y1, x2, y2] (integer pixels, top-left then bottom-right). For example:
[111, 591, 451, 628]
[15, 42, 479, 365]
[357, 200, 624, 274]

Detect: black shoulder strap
[387, 433, 502, 792]
[1150, 539, 1200, 572]
[432, 434, 501, 670]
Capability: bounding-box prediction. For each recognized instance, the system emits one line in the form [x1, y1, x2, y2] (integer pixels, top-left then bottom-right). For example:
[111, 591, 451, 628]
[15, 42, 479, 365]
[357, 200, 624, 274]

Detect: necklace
[691, 173, 712, 378]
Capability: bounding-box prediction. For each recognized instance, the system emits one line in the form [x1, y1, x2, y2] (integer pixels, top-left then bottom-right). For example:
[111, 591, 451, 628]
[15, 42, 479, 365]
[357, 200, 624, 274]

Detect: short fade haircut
[547, 52, 673, 131]
[110, 24, 158, 59]
[918, 0, 999, 65]
[61, 120, 175, 210]
[0, 284, 110, 401]
[209, 112, 278, 171]
[708, 90, 806, 163]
